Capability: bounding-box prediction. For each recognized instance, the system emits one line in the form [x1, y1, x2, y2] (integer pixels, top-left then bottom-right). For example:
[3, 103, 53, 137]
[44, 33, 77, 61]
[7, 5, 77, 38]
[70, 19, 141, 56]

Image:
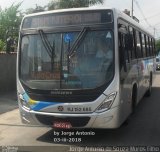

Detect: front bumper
[19, 104, 121, 129]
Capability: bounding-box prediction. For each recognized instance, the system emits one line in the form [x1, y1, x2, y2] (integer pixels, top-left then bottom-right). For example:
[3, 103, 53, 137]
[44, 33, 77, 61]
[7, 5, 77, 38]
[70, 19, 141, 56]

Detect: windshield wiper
[38, 29, 56, 72]
[51, 41, 55, 71]
[38, 29, 54, 58]
[68, 27, 89, 58]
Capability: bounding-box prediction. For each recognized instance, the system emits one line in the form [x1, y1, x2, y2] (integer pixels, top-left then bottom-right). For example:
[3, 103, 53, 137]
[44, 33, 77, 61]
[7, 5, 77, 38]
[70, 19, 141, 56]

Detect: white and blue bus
[17, 8, 156, 129]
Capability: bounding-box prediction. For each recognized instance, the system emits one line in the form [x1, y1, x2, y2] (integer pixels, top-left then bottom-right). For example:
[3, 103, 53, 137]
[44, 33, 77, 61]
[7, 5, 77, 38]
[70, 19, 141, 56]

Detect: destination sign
[22, 10, 113, 29]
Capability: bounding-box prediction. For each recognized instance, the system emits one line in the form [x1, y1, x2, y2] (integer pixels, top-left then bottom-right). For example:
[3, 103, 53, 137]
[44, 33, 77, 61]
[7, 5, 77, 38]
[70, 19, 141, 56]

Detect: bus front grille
[35, 114, 90, 127]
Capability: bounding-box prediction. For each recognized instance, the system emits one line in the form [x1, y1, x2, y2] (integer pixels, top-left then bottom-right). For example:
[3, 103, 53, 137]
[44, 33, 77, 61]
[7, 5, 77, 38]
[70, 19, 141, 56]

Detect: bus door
[118, 21, 134, 119]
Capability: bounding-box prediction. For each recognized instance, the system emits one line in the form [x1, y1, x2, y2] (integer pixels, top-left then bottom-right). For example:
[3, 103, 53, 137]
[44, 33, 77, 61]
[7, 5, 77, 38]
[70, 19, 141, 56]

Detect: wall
[0, 52, 17, 92]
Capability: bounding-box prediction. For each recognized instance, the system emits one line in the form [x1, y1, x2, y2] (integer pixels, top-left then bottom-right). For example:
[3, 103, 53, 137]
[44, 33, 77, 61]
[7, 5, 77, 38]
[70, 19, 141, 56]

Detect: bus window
[136, 31, 142, 58]
[148, 37, 152, 56]
[139, 32, 144, 57]
[153, 39, 156, 55]
[128, 26, 136, 60]
[150, 38, 154, 56]
[141, 33, 146, 57]
[147, 36, 151, 56]
[119, 31, 129, 71]
[118, 22, 129, 64]
[20, 30, 114, 90]
[145, 35, 149, 57]
[151, 38, 154, 56]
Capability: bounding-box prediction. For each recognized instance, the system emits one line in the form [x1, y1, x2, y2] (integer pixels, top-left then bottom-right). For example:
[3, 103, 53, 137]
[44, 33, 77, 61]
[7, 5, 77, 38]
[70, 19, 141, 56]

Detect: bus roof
[22, 7, 154, 37]
[24, 7, 113, 17]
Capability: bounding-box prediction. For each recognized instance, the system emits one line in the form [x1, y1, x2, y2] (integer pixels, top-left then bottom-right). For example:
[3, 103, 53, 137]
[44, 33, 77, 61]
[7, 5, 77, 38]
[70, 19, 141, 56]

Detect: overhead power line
[133, 0, 160, 38]
[133, 0, 152, 27]
[154, 22, 160, 27]
[140, 12, 160, 21]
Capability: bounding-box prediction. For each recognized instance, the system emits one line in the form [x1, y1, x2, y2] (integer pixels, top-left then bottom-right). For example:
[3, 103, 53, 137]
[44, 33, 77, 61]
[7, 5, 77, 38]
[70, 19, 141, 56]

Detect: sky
[0, 0, 160, 38]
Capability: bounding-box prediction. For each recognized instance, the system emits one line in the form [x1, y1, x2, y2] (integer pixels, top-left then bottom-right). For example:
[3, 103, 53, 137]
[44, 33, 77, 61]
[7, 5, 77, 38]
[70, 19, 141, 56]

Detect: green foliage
[0, 2, 22, 51]
[48, 0, 103, 10]
[0, 40, 5, 52]
[0, 3, 22, 41]
[25, 5, 46, 14]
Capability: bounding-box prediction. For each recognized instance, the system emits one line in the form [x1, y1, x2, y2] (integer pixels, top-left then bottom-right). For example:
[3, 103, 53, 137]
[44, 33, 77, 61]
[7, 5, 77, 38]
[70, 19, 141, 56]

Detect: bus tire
[145, 73, 152, 97]
[131, 85, 137, 114]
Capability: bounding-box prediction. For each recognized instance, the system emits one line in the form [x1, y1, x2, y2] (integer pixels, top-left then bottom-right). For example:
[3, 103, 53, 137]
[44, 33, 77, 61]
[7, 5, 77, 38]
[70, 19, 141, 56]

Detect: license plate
[53, 121, 72, 129]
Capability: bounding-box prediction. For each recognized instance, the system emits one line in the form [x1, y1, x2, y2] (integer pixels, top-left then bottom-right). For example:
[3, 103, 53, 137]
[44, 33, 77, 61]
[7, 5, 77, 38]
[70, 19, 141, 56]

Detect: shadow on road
[0, 91, 18, 114]
[37, 87, 160, 146]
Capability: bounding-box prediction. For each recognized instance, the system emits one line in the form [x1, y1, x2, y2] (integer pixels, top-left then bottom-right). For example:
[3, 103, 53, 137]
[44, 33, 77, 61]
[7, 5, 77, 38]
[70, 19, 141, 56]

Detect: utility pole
[131, 0, 134, 18]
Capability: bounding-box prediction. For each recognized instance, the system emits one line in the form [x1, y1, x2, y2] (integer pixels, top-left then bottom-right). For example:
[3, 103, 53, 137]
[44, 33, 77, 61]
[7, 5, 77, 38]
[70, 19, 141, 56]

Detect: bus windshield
[20, 29, 114, 90]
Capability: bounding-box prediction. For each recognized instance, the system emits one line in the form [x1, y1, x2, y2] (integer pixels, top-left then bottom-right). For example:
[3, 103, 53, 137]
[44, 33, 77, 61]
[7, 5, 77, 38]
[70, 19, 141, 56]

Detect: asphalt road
[0, 73, 160, 152]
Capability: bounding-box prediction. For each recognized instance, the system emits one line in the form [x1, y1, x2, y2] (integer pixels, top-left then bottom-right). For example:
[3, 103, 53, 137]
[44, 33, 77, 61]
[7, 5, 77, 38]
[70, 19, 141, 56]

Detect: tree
[0, 3, 22, 52]
[48, 0, 103, 10]
[25, 4, 46, 15]
[0, 40, 5, 51]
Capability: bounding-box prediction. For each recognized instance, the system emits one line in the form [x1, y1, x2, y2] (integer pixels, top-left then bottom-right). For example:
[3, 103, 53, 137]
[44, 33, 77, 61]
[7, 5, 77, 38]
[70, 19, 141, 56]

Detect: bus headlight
[18, 94, 30, 110]
[96, 92, 117, 113]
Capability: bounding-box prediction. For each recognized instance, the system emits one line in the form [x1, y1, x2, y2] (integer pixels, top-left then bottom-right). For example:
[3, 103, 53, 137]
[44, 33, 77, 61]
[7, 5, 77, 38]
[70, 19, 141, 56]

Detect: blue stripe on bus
[22, 92, 61, 111]
[31, 102, 59, 111]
